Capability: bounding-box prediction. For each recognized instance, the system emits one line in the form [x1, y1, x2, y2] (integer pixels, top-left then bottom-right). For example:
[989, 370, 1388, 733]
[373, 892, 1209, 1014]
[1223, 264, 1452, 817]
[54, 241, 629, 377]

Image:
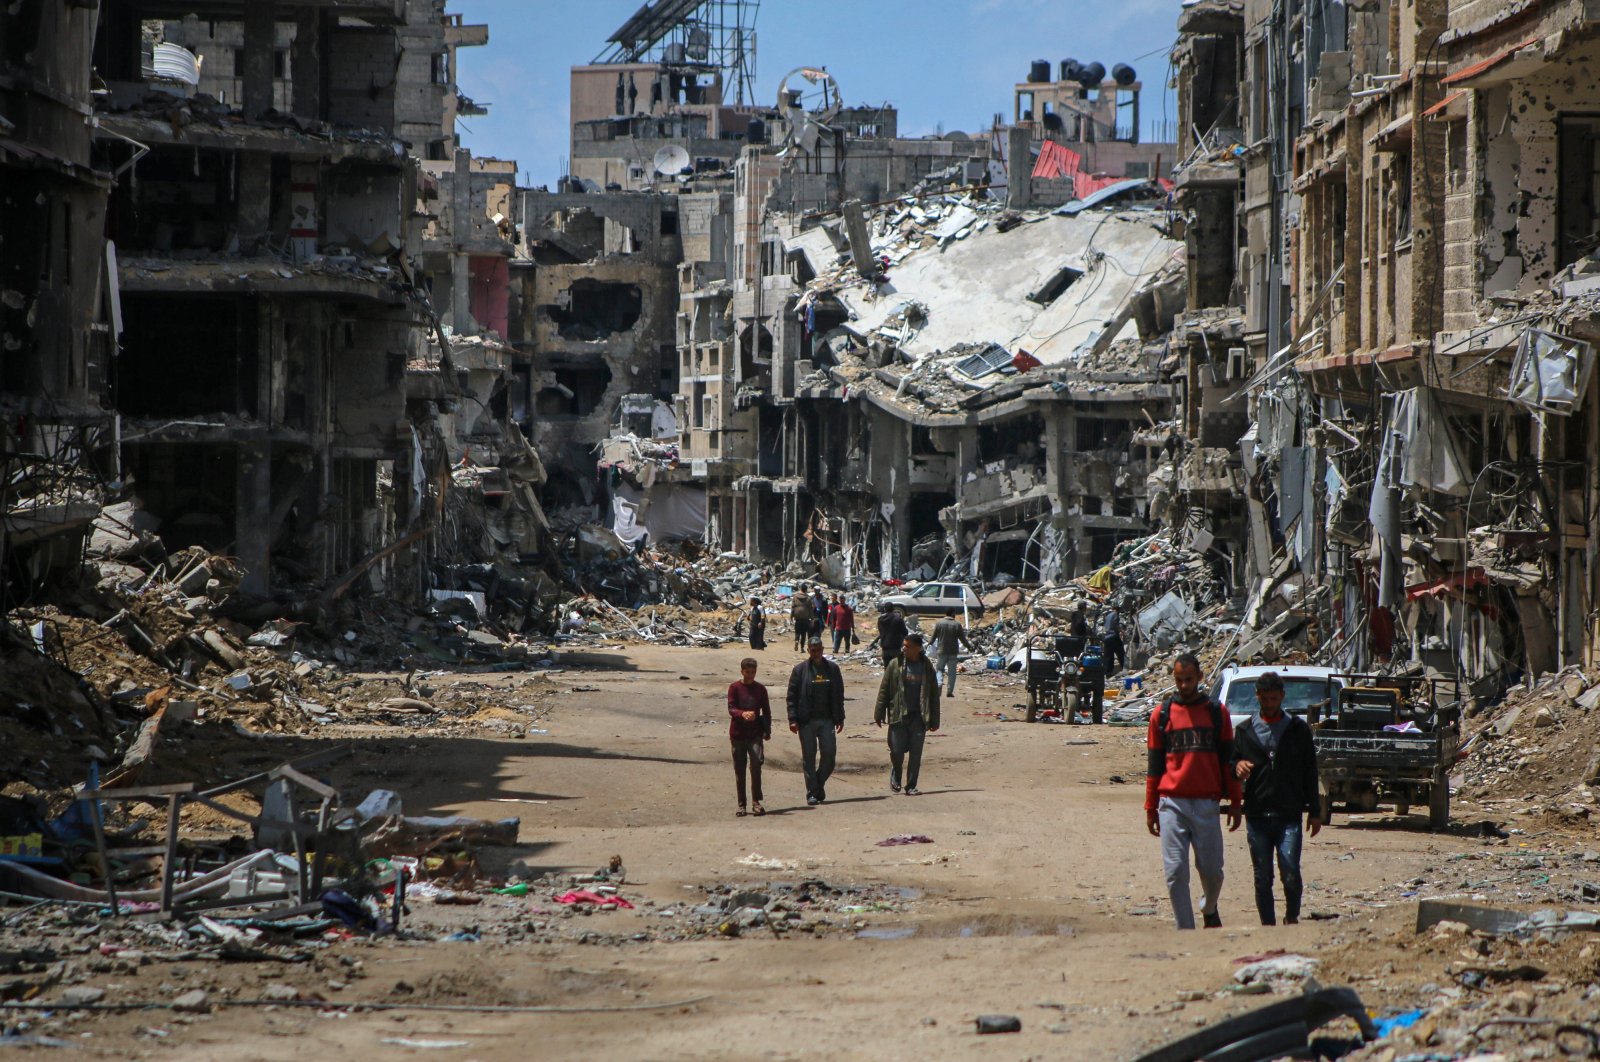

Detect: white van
[1214, 665, 1345, 729]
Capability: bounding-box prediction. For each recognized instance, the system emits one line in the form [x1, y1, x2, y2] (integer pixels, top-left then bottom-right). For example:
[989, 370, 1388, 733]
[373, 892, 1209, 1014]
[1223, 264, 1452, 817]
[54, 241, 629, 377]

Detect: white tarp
[612, 483, 707, 545]
[1388, 388, 1469, 496]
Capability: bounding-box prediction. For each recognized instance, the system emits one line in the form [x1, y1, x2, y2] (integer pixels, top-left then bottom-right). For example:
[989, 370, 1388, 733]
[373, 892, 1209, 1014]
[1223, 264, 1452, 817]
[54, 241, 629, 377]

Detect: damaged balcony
[1175, 446, 1244, 499]
[949, 458, 1052, 523]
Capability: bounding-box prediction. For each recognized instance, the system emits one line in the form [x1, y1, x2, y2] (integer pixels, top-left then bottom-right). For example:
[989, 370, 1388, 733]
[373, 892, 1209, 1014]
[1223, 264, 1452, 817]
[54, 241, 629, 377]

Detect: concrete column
[955, 426, 979, 479]
[1007, 125, 1033, 210]
[450, 148, 474, 331]
[241, 1, 277, 120]
[291, 9, 322, 121]
[841, 200, 879, 279]
[238, 153, 272, 253]
[1043, 409, 1071, 582]
[236, 444, 273, 596]
[888, 422, 912, 577]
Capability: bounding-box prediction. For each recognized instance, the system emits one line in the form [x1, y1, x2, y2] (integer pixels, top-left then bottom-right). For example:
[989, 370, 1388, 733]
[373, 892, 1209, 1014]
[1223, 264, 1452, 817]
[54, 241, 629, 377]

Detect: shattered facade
[1, 3, 117, 603]
[1169, 0, 1600, 702]
[654, 60, 1188, 583]
[1, 0, 539, 610]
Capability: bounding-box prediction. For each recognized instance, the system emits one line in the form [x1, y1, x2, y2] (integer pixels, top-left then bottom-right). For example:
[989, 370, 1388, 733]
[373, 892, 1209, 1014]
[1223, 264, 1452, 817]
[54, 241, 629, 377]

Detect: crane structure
[593, 0, 760, 106]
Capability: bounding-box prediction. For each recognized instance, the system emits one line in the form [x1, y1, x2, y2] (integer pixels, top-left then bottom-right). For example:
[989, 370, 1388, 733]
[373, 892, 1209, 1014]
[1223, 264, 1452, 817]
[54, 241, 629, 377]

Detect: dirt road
[62, 644, 1505, 1060]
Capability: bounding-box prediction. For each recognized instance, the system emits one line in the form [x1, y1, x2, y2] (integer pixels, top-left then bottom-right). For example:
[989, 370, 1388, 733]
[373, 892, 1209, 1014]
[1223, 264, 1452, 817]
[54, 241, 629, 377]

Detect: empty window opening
[908, 492, 954, 541]
[739, 323, 774, 379]
[122, 443, 254, 554]
[119, 295, 257, 417]
[1075, 417, 1134, 452]
[1029, 265, 1084, 305]
[548, 281, 642, 340]
[657, 343, 678, 397]
[660, 210, 679, 236]
[1559, 115, 1600, 268]
[977, 413, 1045, 463]
[980, 529, 1041, 582]
[536, 363, 612, 417]
[107, 146, 247, 253]
[1446, 119, 1469, 194]
[544, 208, 604, 248]
[691, 381, 708, 428]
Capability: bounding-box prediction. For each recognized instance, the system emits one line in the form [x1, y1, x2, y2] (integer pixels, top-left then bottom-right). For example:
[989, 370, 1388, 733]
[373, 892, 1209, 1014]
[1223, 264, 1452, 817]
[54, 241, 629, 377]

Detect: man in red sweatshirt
[1145, 653, 1243, 929]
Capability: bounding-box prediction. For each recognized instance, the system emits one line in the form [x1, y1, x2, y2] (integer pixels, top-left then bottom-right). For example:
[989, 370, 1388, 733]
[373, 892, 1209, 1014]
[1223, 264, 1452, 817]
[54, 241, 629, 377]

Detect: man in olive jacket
[786, 637, 846, 806]
[873, 633, 941, 794]
[1231, 671, 1322, 925]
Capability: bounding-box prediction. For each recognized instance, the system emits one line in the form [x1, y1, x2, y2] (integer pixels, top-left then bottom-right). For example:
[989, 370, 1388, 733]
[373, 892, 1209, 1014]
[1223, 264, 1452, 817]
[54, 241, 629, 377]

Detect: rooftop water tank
[149, 42, 200, 96]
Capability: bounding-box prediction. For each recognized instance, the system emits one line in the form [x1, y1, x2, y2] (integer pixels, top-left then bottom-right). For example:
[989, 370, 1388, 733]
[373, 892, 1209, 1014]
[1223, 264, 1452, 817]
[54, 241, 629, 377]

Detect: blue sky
[450, 0, 1183, 188]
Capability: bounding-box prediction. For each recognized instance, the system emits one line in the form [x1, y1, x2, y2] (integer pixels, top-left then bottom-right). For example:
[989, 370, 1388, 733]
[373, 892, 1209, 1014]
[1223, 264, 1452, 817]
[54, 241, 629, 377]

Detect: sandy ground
[46, 643, 1519, 1060]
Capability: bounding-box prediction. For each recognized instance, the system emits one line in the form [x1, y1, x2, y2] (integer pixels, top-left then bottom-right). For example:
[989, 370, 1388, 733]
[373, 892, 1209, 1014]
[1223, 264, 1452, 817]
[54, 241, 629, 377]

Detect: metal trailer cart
[1310, 675, 1462, 829]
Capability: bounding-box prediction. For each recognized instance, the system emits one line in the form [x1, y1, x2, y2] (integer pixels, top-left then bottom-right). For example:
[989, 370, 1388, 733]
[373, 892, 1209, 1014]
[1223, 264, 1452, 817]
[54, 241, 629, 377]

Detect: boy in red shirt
[1145, 653, 1242, 928]
[728, 657, 772, 816]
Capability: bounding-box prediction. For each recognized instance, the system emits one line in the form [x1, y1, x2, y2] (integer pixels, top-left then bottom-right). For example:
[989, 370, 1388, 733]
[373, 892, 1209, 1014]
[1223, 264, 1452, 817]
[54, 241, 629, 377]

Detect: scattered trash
[975, 1014, 1022, 1034]
[1232, 955, 1319, 988]
[874, 835, 934, 847]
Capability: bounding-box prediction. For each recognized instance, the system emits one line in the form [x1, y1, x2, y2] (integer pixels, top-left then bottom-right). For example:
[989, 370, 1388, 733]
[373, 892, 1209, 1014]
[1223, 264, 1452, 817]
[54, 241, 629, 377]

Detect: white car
[878, 581, 986, 619]
[1214, 665, 1345, 729]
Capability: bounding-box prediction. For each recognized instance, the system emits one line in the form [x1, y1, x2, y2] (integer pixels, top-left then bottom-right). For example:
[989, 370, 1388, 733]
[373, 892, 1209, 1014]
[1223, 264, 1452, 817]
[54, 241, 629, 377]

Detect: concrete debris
[9, 0, 1600, 1053]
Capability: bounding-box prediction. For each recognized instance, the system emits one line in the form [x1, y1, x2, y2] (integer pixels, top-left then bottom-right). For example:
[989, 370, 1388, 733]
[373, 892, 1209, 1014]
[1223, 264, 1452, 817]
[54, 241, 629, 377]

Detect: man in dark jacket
[1101, 607, 1127, 674]
[1231, 671, 1322, 925]
[791, 589, 815, 651]
[875, 606, 908, 667]
[874, 633, 941, 794]
[786, 636, 846, 806]
[727, 657, 772, 816]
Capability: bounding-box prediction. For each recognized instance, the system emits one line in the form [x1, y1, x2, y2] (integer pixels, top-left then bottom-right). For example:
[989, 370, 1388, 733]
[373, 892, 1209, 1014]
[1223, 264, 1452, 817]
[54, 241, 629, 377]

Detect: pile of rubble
[1456, 665, 1600, 824]
[465, 871, 924, 947]
[0, 745, 517, 933]
[1324, 901, 1600, 1062]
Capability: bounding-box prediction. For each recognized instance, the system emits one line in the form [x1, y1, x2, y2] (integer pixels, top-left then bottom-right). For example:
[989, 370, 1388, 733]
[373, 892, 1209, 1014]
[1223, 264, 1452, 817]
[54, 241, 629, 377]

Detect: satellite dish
[775, 67, 843, 154]
[653, 144, 691, 176]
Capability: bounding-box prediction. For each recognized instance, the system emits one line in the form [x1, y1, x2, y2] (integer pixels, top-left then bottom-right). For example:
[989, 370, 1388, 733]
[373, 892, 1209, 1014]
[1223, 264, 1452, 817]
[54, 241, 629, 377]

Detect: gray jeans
[1159, 796, 1225, 929]
[888, 715, 927, 790]
[933, 653, 959, 695]
[796, 717, 837, 800]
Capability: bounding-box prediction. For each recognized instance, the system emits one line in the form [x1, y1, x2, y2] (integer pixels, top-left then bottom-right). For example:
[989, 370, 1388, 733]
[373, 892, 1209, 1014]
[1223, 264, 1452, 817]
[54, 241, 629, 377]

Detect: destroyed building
[1168, 0, 1600, 701]
[90, 0, 456, 597]
[0, 0, 539, 609]
[645, 42, 1190, 583]
[0, 3, 118, 603]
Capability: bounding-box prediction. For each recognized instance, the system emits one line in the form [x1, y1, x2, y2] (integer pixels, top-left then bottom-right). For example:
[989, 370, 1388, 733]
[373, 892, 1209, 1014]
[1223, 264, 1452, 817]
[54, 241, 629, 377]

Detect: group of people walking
[724, 601, 970, 813]
[743, 585, 855, 653]
[726, 600, 1318, 930]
